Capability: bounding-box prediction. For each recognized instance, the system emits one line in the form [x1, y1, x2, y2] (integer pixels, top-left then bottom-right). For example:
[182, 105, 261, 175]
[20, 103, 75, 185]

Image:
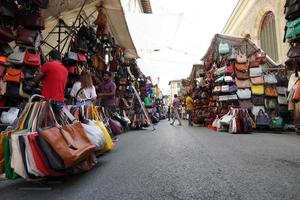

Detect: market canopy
[201, 34, 279, 68]
[42, 0, 139, 58]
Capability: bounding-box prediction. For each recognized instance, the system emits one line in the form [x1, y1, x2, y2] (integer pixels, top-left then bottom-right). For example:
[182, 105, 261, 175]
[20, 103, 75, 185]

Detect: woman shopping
[70, 71, 97, 106]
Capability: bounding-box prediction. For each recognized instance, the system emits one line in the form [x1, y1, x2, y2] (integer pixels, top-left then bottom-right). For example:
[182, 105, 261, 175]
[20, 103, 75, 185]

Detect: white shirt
[70, 81, 97, 101]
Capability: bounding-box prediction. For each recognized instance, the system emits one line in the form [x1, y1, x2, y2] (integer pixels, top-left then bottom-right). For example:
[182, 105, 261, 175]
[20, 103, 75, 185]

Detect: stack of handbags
[276, 71, 289, 105]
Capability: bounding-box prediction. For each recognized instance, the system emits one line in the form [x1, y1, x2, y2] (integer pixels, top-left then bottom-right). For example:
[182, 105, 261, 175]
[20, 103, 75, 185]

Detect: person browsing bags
[185, 92, 194, 126]
[34, 49, 68, 110]
[70, 71, 97, 106]
[170, 94, 182, 126]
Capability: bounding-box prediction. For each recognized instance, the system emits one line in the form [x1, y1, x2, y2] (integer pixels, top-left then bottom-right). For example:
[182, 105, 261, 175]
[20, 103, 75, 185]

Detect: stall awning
[42, 0, 139, 58]
[201, 34, 278, 68]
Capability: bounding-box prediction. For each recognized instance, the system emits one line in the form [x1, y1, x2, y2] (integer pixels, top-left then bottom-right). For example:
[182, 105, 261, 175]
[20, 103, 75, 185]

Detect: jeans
[171, 109, 182, 125]
[187, 110, 193, 125]
[75, 99, 93, 107]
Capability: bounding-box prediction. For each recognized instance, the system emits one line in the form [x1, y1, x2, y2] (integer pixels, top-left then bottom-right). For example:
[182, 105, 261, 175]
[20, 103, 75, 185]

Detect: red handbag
[226, 65, 234, 74]
[0, 56, 8, 65]
[77, 53, 87, 62]
[24, 49, 41, 67]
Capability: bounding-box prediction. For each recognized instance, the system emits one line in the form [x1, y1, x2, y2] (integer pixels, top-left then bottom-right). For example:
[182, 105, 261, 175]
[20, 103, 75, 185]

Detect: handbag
[239, 100, 253, 109]
[16, 28, 37, 46]
[249, 67, 263, 77]
[218, 42, 230, 55]
[275, 72, 289, 86]
[265, 85, 278, 97]
[235, 63, 249, 71]
[92, 54, 106, 71]
[17, 15, 45, 30]
[264, 73, 278, 84]
[94, 10, 108, 26]
[8, 47, 26, 65]
[278, 95, 288, 105]
[216, 66, 227, 75]
[237, 88, 251, 99]
[221, 85, 229, 93]
[285, 17, 300, 41]
[213, 86, 221, 93]
[0, 43, 13, 56]
[256, 51, 267, 63]
[226, 65, 234, 74]
[82, 120, 106, 151]
[235, 69, 249, 79]
[0, 26, 14, 43]
[4, 68, 24, 83]
[249, 60, 260, 68]
[277, 87, 287, 95]
[24, 49, 41, 67]
[252, 95, 265, 106]
[220, 111, 233, 125]
[251, 84, 264, 95]
[256, 110, 270, 126]
[215, 76, 225, 83]
[229, 84, 237, 93]
[285, 0, 300, 20]
[236, 52, 247, 63]
[77, 53, 87, 62]
[271, 117, 284, 129]
[109, 119, 124, 135]
[265, 97, 278, 109]
[288, 73, 300, 91]
[0, 1, 16, 19]
[251, 76, 264, 85]
[68, 51, 78, 61]
[285, 44, 300, 70]
[293, 84, 300, 101]
[236, 79, 251, 88]
[224, 76, 233, 83]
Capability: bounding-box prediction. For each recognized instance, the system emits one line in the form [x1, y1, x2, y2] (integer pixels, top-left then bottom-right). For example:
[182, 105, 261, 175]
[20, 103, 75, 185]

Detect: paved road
[1, 120, 300, 200]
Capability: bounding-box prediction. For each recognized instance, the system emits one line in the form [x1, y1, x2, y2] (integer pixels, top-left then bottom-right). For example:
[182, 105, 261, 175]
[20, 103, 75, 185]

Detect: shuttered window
[260, 12, 278, 61]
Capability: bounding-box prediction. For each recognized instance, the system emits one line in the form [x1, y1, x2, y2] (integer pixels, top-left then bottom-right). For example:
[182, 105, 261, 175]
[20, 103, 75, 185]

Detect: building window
[260, 11, 278, 61]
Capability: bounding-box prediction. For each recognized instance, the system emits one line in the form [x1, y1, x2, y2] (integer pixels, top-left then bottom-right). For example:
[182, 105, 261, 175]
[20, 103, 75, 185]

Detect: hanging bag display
[265, 85, 278, 97]
[24, 49, 41, 67]
[251, 76, 264, 85]
[264, 73, 278, 84]
[285, 44, 300, 70]
[251, 84, 264, 95]
[249, 66, 263, 77]
[4, 68, 24, 83]
[236, 88, 251, 99]
[236, 79, 251, 88]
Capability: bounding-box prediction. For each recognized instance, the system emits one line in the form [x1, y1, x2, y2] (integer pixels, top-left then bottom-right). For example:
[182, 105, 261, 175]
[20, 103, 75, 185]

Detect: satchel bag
[264, 73, 278, 84]
[236, 79, 251, 88]
[256, 110, 270, 126]
[285, 44, 300, 70]
[278, 95, 288, 105]
[16, 28, 37, 47]
[4, 68, 24, 83]
[265, 97, 278, 109]
[249, 67, 263, 77]
[251, 76, 264, 85]
[285, 17, 300, 41]
[8, 47, 26, 65]
[251, 84, 264, 95]
[265, 85, 278, 97]
[236, 52, 247, 63]
[237, 88, 251, 99]
[285, 0, 300, 20]
[252, 95, 265, 106]
[24, 49, 41, 67]
[0, 26, 14, 43]
[235, 63, 248, 71]
[277, 87, 287, 95]
[235, 70, 249, 79]
[216, 66, 227, 76]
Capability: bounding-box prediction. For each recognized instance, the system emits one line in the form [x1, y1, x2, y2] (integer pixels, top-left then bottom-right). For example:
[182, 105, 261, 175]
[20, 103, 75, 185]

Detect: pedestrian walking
[185, 92, 194, 126]
[167, 105, 171, 121]
[170, 94, 182, 126]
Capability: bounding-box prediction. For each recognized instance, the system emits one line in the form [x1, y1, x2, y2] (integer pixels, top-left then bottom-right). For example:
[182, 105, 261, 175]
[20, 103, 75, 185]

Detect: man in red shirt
[34, 50, 68, 109]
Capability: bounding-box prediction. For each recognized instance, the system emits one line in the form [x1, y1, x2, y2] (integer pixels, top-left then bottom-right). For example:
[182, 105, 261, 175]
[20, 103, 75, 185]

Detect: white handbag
[277, 87, 287, 95]
[224, 76, 233, 83]
[221, 85, 229, 92]
[249, 67, 263, 77]
[264, 73, 278, 84]
[237, 88, 251, 99]
[82, 120, 107, 151]
[0, 107, 19, 124]
[220, 111, 233, 125]
[252, 106, 265, 116]
[278, 95, 288, 105]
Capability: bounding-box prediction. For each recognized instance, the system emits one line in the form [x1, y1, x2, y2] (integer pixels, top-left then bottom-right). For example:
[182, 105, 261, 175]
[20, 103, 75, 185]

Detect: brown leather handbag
[94, 10, 107, 26]
[16, 28, 37, 46]
[235, 63, 249, 71]
[235, 69, 249, 79]
[0, 26, 14, 43]
[265, 85, 278, 97]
